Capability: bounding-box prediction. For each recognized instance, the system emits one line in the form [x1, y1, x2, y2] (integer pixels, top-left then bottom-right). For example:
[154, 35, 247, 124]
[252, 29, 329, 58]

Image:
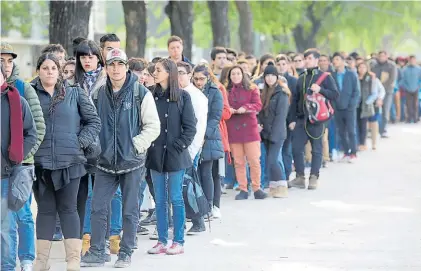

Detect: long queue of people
[1, 33, 420, 271]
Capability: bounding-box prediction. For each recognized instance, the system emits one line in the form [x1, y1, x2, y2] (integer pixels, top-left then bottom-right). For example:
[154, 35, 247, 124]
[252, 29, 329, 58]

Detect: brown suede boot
[289, 175, 306, 189]
[308, 175, 318, 190]
[33, 240, 52, 271]
[64, 239, 82, 271]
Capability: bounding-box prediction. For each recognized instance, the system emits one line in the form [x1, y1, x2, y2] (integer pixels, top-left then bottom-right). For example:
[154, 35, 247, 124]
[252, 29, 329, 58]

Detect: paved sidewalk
[32, 123, 421, 271]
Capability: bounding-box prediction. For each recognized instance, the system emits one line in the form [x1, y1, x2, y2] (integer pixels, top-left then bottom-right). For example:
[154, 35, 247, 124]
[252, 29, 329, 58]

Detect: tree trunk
[234, 0, 253, 54]
[49, 0, 92, 57]
[292, 25, 317, 53]
[122, 0, 147, 58]
[292, 1, 338, 52]
[164, 1, 193, 60]
[207, 1, 230, 47]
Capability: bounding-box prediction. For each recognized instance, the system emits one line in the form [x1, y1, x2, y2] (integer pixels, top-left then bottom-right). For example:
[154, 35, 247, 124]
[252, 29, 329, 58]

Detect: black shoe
[80, 251, 105, 267]
[235, 191, 248, 200]
[114, 252, 131, 268]
[137, 225, 149, 235]
[140, 210, 156, 226]
[254, 189, 268, 199]
[187, 224, 206, 235]
[225, 183, 234, 189]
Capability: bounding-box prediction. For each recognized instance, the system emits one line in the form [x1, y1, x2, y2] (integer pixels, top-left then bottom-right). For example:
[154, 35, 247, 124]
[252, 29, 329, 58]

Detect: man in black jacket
[81, 49, 160, 268]
[331, 52, 361, 162]
[289, 48, 339, 190]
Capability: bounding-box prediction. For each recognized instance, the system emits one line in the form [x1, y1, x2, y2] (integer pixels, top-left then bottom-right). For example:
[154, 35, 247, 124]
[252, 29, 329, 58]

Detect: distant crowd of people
[1, 32, 420, 271]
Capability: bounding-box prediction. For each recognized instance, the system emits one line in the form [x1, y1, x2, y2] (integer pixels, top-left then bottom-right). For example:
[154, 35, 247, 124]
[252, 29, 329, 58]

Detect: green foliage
[1, 1, 33, 37]
[193, 1, 212, 48]
[250, 1, 421, 55]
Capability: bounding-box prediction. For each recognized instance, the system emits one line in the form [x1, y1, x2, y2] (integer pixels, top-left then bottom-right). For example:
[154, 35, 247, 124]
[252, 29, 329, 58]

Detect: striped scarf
[84, 65, 102, 95]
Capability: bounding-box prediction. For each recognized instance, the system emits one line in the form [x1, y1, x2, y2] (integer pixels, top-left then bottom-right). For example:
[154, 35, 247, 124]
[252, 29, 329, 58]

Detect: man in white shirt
[177, 61, 208, 166]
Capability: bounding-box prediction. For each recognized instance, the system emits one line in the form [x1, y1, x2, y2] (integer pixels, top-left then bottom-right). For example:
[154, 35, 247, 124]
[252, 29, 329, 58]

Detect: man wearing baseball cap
[1, 42, 45, 271]
[81, 48, 160, 268]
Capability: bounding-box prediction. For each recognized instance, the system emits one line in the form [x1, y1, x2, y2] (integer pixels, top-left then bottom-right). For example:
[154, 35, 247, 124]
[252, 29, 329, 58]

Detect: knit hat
[263, 62, 278, 77]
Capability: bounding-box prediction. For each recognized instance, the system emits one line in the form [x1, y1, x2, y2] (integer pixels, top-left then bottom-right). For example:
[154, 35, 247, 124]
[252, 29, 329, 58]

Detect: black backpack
[183, 166, 210, 220]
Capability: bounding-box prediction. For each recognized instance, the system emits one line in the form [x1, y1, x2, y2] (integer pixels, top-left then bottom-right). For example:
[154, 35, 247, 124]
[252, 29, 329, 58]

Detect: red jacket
[217, 84, 232, 162]
[226, 83, 262, 144]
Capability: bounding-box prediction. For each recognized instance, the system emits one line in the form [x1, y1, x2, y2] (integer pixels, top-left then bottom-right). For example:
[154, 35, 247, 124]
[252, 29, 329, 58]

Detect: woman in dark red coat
[225, 65, 267, 200]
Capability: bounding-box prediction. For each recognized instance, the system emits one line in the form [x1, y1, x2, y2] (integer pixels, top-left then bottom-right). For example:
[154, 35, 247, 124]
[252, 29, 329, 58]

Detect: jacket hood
[106, 70, 137, 97]
[6, 64, 20, 84]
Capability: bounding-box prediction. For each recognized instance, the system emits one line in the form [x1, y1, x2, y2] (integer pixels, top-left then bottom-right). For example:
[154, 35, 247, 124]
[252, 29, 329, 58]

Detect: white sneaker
[212, 206, 222, 219]
[149, 228, 158, 240]
[21, 263, 33, 271]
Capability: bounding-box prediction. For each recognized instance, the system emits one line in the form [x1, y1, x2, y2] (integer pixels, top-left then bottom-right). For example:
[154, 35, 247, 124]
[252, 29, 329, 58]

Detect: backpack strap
[314, 72, 330, 86]
[15, 79, 25, 97]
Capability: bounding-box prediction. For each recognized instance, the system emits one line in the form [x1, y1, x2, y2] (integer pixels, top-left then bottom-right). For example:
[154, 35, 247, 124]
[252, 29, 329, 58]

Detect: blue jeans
[1, 179, 15, 271]
[260, 142, 268, 188]
[138, 179, 147, 211]
[8, 194, 35, 267]
[83, 178, 122, 236]
[282, 129, 293, 180]
[150, 169, 185, 245]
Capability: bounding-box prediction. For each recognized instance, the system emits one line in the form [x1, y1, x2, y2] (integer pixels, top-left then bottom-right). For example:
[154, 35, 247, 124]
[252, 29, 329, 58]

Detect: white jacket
[184, 83, 208, 160]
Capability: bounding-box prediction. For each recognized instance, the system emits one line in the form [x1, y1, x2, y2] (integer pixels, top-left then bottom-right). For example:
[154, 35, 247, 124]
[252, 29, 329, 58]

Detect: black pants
[292, 119, 324, 177]
[282, 129, 293, 180]
[263, 139, 284, 182]
[356, 108, 369, 146]
[145, 169, 156, 203]
[212, 161, 221, 208]
[199, 160, 214, 208]
[335, 109, 357, 155]
[406, 91, 419, 123]
[90, 168, 143, 256]
[34, 172, 81, 240]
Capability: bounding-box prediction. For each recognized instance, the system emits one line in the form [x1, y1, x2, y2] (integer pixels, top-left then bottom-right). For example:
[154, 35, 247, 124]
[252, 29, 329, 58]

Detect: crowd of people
[1, 33, 420, 271]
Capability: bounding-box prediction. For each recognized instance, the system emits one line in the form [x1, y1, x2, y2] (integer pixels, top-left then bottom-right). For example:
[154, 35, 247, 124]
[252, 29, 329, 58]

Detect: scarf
[1, 82, 24, 163]
[83, 65, 102, 95]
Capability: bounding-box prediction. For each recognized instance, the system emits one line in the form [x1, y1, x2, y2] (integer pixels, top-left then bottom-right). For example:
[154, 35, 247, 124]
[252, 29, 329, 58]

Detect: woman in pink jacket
[225, 65, 267, 200]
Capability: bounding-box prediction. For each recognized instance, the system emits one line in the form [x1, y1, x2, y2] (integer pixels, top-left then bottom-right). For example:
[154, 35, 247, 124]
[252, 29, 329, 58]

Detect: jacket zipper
[51, 95, 56, 169]
[113, 96, 117, 173]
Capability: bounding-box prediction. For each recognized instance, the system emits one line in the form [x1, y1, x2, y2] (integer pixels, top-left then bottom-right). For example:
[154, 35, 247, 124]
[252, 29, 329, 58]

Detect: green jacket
[7, 64, 46, 163]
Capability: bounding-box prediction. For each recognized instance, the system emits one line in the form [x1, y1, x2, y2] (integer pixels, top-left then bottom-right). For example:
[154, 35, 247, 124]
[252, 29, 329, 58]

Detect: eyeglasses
[193, 77, 207, 82]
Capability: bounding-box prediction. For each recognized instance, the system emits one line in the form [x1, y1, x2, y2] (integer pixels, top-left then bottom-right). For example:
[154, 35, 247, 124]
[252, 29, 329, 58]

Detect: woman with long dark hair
[146, 59, 196, 255]
[74, 40, 106, 96]
[189, 64, 224, 234]
[226, 65, 267, 200]
[357, 62, 383, 150]
[258, 64, 290, 198]
[31, 53, 101, 270]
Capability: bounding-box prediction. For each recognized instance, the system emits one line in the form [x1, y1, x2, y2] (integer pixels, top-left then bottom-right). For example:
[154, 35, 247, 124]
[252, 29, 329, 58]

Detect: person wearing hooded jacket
[81, 49, 160, 268]
[189, 64, 224, 234]
[289, 49, 339, 190]
[31, 52, 101, 271]
[258, 64, 290, 198]
[1, 63, 37, 271]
